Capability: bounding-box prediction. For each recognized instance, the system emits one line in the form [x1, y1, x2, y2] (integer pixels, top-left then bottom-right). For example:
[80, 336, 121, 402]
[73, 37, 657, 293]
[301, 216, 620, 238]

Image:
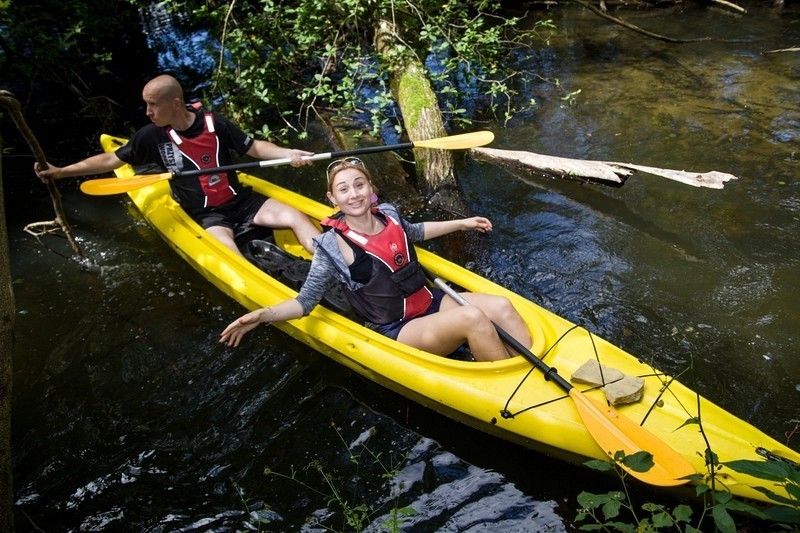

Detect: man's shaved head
[143, 74, 184, 102]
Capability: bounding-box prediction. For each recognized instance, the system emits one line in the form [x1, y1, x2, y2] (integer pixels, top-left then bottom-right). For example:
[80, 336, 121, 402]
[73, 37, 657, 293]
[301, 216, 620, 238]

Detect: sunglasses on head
[326, 157, 365, 176]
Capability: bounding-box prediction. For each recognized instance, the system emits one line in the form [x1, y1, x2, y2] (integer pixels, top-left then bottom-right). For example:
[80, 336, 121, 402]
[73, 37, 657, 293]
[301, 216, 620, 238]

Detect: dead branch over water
[0, 91, 84, 258]
[471, 147, 738, 189]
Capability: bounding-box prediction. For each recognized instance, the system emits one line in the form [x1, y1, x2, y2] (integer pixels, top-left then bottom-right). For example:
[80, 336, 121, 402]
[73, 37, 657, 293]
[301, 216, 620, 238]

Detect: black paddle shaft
[432, 277, 574, 392]
[492, 322, 574, 392]
[173, 142, 416, 179]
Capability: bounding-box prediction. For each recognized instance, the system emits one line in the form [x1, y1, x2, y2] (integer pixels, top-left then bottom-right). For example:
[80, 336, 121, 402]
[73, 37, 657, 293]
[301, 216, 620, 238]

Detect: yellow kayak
[99, 134, 799, 504]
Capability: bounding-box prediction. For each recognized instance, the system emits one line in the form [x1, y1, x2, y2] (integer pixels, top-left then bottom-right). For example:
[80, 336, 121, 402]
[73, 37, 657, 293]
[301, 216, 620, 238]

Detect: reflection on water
[11, 4, 800, 531]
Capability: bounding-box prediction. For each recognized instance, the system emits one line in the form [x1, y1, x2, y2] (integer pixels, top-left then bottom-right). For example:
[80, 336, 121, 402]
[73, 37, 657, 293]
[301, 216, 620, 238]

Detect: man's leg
[252, 198, 320, 254]
[206, 225, 242, 256]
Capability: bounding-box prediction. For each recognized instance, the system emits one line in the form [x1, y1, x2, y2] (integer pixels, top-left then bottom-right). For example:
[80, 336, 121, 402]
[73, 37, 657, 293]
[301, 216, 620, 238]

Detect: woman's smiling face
[327, 167, 374, 215]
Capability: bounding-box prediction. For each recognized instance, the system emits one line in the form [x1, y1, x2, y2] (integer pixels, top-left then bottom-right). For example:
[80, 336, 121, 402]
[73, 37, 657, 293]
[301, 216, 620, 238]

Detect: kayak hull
[100, 134, 799, 504]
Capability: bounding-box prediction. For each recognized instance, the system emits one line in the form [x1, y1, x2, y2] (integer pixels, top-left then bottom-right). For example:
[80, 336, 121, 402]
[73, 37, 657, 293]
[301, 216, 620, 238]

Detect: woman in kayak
[220, 158, 532, 361]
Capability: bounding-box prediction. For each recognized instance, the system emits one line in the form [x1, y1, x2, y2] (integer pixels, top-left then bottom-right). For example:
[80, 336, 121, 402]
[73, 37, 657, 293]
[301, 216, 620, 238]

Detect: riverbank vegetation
[158, 0, 555, 139]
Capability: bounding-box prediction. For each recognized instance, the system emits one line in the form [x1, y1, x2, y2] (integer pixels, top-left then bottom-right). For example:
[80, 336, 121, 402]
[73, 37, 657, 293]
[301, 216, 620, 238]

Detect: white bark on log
[470, 147, 738, 189]
[471, 147, 628, 184]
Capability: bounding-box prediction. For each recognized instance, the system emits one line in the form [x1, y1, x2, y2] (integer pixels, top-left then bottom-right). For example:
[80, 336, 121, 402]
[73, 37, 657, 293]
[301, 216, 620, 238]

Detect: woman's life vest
[166, 113, 235, 207]
[322, 210, 432, 324]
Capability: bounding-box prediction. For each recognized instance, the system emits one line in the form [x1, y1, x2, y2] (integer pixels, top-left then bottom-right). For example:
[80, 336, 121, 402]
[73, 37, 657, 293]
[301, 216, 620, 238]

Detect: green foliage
[577, 450, 800, 532]
[722, 458, 800, 523]
[160, 0, 555, 139]
[1, 1, 137, 88]
[0, 0, 155, 145]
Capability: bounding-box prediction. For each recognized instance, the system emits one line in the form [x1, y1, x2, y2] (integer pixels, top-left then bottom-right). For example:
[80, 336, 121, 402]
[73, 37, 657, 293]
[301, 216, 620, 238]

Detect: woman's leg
[397, 304, 510, 361]
[438, 292, 532, 356]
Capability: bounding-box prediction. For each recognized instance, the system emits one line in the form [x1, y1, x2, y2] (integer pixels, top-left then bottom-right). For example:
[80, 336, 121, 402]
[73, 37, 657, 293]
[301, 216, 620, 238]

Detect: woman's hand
[219, 308, 269, 347]
[462, 216, 493, 233]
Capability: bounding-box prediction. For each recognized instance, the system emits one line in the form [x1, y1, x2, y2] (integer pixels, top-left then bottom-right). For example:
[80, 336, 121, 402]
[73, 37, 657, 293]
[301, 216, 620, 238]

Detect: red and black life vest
[167, 113, 235, 207]
[322, 211, 432, 324]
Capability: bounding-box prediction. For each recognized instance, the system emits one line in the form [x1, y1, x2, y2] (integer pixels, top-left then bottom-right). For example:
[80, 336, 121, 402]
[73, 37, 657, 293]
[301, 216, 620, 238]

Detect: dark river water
[9, 4, 800, 531]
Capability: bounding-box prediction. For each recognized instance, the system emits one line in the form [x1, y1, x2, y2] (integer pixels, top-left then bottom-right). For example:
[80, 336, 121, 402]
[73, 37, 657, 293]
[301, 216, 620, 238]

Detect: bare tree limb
[764, 46, 800, 54]
[709, 0, 747, 14]
[573, 0, 713, 43]
[0, 90, 84, 257]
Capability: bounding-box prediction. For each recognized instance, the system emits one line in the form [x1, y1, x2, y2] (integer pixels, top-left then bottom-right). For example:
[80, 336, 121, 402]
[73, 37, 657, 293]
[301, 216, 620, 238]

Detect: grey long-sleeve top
[294, 203, 425, 315]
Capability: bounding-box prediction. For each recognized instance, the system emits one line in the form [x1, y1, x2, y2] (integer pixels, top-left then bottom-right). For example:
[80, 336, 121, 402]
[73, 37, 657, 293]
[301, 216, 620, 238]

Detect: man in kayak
[34, 74, 320, 256]
[220, 158, 532, 361]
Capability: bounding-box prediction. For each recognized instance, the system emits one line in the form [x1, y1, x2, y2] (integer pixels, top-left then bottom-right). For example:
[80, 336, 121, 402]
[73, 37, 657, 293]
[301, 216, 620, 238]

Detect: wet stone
[570, 359, 625, 386]
[603, 376, 645, 406]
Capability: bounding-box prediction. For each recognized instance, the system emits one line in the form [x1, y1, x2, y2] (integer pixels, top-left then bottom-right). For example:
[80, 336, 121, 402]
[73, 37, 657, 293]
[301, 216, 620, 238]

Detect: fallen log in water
[470, 147, 738, 189]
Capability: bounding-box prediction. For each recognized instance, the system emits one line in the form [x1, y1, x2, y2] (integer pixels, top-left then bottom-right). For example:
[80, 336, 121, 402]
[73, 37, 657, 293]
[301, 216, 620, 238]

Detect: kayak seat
[234, 225, 273, 250]
[245, 238, 294, 274]
[244, 239, 359, 321]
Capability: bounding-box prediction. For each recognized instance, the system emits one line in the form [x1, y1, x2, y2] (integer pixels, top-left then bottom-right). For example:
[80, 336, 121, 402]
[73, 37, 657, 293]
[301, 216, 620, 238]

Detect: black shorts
[190, 192, 268, 232]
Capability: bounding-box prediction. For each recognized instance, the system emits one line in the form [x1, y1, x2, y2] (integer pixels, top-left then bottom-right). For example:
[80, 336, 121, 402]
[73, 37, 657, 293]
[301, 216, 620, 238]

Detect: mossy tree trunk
[374, 19, 467, 216]
[0, 132, 15, 533]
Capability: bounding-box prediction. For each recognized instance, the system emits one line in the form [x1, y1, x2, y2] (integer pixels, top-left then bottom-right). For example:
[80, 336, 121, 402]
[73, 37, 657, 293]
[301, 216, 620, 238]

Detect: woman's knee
[458, 305, 495, 335]
[494, 296, 519, 320]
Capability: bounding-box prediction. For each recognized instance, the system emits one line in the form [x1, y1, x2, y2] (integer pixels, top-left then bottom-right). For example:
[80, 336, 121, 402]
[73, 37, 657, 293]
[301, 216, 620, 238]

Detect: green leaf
[676, 416, 700, 431]
[712, 490, 732, 505]
[752, 486, 797, 506]
[604, 522, 635, 533]
[641, 502, 664, 512]
[672, 504, 693, 522]
[722, 498, 766, 519]
[577, 491, 609, 509]
[652, 511, 674, 528]
[786, 482, 800, 501]
[722, 459, 793, 482]
[762, 505, 800, 524]
[695, 484, 710, 496]
[601, 499, 621, 520]
[711, 504, 737, 533]
[704, 448, 720, 467]
[395, 506, 416, 517]
[584, 459, 614, 472]
[620, 451, 655, 473]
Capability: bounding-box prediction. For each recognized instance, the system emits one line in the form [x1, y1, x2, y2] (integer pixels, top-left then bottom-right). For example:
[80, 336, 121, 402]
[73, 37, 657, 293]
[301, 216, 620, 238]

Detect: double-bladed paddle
[80, 130, 495, 196]
[432, 277, 696, 487]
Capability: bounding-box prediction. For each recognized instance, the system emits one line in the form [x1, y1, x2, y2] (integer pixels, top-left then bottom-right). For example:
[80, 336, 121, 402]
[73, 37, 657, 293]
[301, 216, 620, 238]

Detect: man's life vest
[166, 113, 235, 207]
[322, 210, 432, 325]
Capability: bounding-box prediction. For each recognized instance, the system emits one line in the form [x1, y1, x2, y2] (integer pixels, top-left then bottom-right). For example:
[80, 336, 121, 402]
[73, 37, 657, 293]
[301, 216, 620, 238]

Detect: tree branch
[573, 0, 713, 44]
[0, 91, 84, 257]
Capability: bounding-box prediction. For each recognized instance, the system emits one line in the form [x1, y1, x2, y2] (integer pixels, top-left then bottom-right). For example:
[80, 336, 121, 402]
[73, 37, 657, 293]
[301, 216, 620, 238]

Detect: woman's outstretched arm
[219, 299, 304, 347]
[421, 217, 492, 240]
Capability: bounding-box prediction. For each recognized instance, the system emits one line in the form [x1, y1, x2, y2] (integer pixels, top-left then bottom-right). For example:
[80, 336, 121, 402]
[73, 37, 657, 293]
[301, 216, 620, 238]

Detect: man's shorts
[191, 191, 268, 233]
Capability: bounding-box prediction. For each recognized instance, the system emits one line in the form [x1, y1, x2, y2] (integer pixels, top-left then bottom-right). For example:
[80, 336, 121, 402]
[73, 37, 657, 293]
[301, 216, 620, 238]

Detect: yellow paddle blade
[80, 173, 172, 196]
[570, 390, 696, 486]
[413, 131, 494, 150]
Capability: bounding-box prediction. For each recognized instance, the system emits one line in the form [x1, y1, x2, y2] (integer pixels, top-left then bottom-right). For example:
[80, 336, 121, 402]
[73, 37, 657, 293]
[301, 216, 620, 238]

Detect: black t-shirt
[115, 111, 255, 214]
